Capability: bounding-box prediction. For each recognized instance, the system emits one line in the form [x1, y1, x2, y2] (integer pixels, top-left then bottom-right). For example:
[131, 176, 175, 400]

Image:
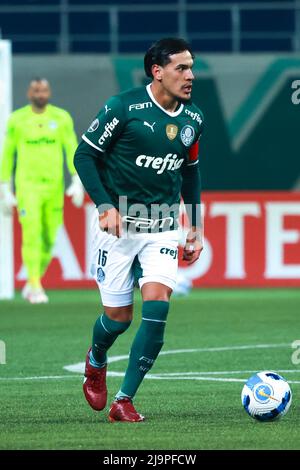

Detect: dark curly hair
[144, 37, 194, 78]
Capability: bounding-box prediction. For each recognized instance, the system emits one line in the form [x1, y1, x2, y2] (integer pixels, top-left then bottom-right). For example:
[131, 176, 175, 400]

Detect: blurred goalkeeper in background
[0, 78, 84, 304]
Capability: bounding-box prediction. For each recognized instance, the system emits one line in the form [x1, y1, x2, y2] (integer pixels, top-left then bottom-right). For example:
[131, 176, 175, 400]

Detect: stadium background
[0, 0, 300, 452]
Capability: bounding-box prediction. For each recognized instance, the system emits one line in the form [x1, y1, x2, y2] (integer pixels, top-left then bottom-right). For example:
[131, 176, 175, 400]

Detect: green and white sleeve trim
[186, 160, 199, 167]
[82, 134, 105, 153]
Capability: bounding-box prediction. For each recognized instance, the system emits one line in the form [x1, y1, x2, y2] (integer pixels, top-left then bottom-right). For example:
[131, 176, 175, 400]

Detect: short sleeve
[81, 95, 126, 154]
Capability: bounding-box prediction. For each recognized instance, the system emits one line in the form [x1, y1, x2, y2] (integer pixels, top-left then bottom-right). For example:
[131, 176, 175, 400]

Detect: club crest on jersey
[180, 125, 195, 146]
[166, 124, 178, 140]
[87, 119, 99, 133]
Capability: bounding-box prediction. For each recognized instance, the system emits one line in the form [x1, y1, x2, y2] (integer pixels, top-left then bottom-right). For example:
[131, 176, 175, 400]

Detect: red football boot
[108, 398, 145, 422]
[83, 348, 107, 411]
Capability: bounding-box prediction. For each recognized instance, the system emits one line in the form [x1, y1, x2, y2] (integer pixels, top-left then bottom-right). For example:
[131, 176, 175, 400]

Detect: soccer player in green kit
[74, 38, 204, 422]
[0, 78, 84, 304]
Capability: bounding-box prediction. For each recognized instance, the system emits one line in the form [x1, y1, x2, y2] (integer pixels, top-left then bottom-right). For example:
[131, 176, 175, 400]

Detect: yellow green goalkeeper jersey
[0, 104, 77, 189]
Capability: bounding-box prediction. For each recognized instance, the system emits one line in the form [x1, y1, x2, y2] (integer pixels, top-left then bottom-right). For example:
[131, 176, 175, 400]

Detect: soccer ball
[241, 371, 292, 421]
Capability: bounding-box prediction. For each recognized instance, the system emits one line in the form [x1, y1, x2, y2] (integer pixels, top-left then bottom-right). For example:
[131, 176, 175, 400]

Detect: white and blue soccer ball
[241, 371, 292, 421]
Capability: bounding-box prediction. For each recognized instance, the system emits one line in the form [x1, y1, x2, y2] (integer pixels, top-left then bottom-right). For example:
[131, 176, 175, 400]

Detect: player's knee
[104, 305, 133, 323]
[112, 320, 132, 335]
[95, 312, 132, 336]
[141, 283, 172, 302]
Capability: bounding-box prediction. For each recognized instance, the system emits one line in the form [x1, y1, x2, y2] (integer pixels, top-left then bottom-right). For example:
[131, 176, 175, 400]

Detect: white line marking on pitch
[63, 343, 291, 374]
[1, 373, 300, 385]
[0, 375, 79, 381]
[1, 343, 298, 383]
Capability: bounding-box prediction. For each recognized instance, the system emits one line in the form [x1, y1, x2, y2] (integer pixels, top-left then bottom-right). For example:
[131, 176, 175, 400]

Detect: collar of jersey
[28, 104, 50, 116]
[146, 84, 184, 117]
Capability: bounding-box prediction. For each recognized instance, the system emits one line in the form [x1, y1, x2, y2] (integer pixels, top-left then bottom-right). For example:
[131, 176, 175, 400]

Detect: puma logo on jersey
[136, 153, 184, 174]
[105, 105, 111, 114]
[143, 121, 156, 132]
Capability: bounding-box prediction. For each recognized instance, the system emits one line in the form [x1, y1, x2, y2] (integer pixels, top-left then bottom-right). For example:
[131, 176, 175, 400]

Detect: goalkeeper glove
[66, 174, 84, 208]
[0, 181, 17, 215]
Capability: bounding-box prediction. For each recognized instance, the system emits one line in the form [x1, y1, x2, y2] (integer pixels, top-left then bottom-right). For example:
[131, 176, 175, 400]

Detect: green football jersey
[81, 84, 204, 222]
[0, 104, 77, 190]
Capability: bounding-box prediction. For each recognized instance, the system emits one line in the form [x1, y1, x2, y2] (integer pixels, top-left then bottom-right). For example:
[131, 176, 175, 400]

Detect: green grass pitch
[0, 288, 299, 450]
